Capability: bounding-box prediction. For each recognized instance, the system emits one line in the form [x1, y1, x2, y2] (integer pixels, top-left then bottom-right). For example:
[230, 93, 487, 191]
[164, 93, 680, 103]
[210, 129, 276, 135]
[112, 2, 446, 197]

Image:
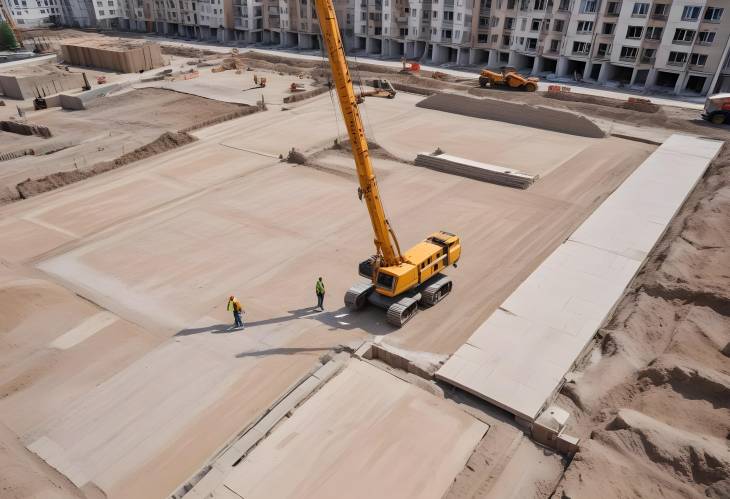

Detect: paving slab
[436, 134, 723, 421]
[222, 360, 488, 499]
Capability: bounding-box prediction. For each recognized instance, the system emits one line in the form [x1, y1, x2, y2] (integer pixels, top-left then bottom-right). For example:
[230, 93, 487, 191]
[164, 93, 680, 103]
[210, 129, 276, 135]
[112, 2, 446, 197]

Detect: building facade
[5, 0, 729, 95]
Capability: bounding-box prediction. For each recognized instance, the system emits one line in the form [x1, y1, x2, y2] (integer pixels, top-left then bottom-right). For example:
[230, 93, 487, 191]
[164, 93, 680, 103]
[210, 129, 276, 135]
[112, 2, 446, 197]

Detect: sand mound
[16, 132, 195, 199]
[543, 91, 660, 113]
[598, 409, 730, 485]
[416, 93, 605, 138]
[639, 355, 730, 409]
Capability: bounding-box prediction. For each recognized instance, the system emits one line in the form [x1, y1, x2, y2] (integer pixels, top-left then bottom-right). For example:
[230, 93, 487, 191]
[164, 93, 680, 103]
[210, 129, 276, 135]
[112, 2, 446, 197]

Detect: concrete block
[311, 358, 345, 382]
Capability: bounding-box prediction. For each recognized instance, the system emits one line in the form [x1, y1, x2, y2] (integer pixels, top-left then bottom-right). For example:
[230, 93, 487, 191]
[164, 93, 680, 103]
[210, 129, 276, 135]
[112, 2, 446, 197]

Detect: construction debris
[415, 152, 537, 189]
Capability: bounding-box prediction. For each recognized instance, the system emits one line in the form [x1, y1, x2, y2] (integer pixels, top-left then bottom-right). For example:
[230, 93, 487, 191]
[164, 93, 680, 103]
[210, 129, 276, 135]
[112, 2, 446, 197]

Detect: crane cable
[319, 40, 342, 145]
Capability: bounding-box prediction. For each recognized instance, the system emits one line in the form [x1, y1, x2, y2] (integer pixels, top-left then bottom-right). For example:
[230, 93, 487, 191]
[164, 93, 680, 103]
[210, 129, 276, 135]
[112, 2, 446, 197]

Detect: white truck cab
[702, 93, 730, 125]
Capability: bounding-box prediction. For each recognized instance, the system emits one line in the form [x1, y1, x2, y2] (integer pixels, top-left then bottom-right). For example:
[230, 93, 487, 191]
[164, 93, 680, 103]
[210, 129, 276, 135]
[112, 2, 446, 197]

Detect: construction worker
[315, 277, 325, 311]
[227, 295, 244, 329]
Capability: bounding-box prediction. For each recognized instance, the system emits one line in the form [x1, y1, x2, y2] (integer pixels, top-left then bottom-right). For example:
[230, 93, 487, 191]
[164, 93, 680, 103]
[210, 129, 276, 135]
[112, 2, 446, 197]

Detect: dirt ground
[0, 88, 245, 204]
[1, 31, 728, 499]
[552, 143, 730, 499]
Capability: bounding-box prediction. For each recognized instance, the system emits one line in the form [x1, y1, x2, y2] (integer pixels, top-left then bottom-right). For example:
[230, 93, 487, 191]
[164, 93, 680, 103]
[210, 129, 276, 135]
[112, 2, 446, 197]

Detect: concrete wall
[60, 43, 165, 73]
[0, 72, 86, 100]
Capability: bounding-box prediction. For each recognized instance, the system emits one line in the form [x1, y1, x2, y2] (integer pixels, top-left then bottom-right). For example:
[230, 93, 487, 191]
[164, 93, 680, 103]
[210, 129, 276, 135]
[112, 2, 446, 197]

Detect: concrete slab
[223, 360, 488, 499]
[436, 134, 723, 421]
[50, 312, 118, 350]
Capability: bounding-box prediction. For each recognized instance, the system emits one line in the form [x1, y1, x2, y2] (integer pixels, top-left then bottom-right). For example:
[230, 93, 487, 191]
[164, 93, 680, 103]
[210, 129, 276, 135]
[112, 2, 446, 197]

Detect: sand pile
[554, 143, 730, 498]
[417, 93, 606, 138]
[16, 132, 195, 199]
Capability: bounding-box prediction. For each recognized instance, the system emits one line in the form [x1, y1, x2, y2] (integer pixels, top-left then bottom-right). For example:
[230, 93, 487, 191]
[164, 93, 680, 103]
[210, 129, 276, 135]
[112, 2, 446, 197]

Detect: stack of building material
[415, 152, 537, 189]
[61, 41, 164, 74]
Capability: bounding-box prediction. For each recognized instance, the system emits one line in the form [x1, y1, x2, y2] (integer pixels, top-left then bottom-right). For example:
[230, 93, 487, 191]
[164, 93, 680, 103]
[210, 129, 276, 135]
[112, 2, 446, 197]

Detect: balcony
[650, 13, 666, 20]
[640, 56, 654, 64]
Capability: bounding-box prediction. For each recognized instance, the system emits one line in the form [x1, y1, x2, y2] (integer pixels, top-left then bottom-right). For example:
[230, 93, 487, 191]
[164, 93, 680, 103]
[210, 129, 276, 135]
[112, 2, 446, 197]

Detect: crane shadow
[175, 305, 394, 337]
[235, 346, 331, 358]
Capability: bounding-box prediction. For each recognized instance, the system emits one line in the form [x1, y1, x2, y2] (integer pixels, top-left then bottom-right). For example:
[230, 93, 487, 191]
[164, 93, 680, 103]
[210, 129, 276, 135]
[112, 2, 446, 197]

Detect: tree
[0, 22, 18, 51]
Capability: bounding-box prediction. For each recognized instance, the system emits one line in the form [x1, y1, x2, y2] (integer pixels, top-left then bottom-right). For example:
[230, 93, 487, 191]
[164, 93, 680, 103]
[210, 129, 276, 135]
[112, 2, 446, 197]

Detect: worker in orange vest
[227, 295, 244, 329]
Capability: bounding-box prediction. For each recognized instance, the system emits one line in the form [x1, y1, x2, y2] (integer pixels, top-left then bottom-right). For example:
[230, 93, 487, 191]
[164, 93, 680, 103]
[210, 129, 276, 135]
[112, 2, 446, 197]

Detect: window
[606, 1, 620, 15]
[641, 48, 655, 62]
[491, 34, 498, 42]
[597, 42, 611, 56]
[580, 0, 596, 13]
[527, 38, 537, 49]
[572, 41, 591, 54]
[360, 11, 365, 20]
[632, 2, 648, 16]
[645, 26, 662, 39]
[456, 12, 461, 20]
[553, 19, 563, 32]
[443, 10, 453, 20]
[550, 39, 559, 51]
[99, 9, 104, 13]
[690, 53, 707, 66]
[668, 51, 687, 65]
[411, 8, 416, 16]
[491, 16, 499, 27]
[558, 0, 569, 9]
[109, 8, 114, 13]
[602, 22, 615, 35]
[620, 46, 638, 59]
[441, 29, 452, 38]
[531, 19, 540, 31]
[534, 0, 545, 9]
[505, 17, 514, 29]
[521, 17, 526, 30]
[108, 1, 112, 5]
[502, 34, 510, 45]
[652, 3, 667, 17]
[478, 33, 488, 43]
[479, 15, 488, 25]
[673, 28, 695, 43]
[704, 7, 723, 21]
[626, 25, 642, 38]
[681, 5, 700, 20]
[422, 10, 428, 19]
[432, 10, 437, 18]
[577, 21, 593, 33]
[698, 31, 715, 45]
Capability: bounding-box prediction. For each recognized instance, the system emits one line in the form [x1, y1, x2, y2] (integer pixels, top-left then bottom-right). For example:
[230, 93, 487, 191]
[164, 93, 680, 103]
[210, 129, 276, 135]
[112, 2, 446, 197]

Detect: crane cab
[373, 231, 460, 298]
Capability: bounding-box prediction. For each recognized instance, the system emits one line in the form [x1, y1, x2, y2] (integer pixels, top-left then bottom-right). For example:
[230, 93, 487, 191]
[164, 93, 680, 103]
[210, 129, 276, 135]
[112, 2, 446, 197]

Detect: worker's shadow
[243, 306, 394, 335]
[175, 323, 235, 336]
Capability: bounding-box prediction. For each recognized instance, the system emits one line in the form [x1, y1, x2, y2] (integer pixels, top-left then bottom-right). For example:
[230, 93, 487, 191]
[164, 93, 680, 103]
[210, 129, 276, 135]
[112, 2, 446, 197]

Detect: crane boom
[312, 0, 402, 267]
[314, 0, 461, 327]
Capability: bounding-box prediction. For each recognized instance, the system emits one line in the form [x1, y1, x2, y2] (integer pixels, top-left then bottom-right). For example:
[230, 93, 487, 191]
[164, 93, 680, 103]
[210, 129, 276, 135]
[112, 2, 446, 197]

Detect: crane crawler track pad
[387, 298, 419, 327]
[345, 282, 375, 310]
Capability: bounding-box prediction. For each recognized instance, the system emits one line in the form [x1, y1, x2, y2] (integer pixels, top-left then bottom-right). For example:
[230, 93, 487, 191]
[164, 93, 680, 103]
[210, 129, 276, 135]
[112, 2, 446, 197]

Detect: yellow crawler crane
[314, 0, 461, 326]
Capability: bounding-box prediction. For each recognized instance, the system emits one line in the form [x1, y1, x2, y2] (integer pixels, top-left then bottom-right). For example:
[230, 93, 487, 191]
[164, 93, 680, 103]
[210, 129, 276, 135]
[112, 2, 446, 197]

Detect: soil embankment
[554, 143, 730, 499]
[416, 93, 606, 138]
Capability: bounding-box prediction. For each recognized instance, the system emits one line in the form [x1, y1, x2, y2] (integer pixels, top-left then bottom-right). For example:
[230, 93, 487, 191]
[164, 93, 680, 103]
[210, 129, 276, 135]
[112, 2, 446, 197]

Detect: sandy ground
[0, 87, 653, 498]
[219, 359, 487, 499]
[0, 88, 243, 204]
[552, 143, 730, 499]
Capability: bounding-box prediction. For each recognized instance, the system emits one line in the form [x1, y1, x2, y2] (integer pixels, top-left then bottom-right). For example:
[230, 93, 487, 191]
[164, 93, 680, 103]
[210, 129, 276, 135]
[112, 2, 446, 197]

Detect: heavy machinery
[314, 0, 461, 327]
[356, 79, 396, 102]
[702, 93, 730, 125]
[479, 67, 539, 92]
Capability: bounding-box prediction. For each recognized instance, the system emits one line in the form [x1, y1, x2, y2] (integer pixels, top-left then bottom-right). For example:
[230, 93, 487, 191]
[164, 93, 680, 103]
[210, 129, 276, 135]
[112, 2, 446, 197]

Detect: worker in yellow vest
[315, 277, 325, 311]
[227, 295, 244, 329]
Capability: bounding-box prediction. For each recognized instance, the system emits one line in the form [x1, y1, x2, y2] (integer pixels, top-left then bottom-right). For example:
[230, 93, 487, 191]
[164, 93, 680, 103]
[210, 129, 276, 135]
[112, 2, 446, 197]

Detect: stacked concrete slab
[415, 153, 537, 189]
[436, 134, 723, 422]
[61, 42, 164, 74]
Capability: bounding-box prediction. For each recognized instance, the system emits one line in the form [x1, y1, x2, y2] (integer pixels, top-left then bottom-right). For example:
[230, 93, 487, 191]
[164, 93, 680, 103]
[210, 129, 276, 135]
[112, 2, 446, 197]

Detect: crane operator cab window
[376, 272, 395, 291]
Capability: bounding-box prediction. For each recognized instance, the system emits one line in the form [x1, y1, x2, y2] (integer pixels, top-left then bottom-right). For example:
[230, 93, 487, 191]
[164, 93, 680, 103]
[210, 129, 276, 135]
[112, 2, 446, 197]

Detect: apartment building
[5, 0, 63, 27]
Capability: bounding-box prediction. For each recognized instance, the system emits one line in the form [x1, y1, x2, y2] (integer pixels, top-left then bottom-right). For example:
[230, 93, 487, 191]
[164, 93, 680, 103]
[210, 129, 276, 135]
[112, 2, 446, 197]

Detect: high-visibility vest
[228, 299, 243, 312]
[316, 281, 325, 294]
